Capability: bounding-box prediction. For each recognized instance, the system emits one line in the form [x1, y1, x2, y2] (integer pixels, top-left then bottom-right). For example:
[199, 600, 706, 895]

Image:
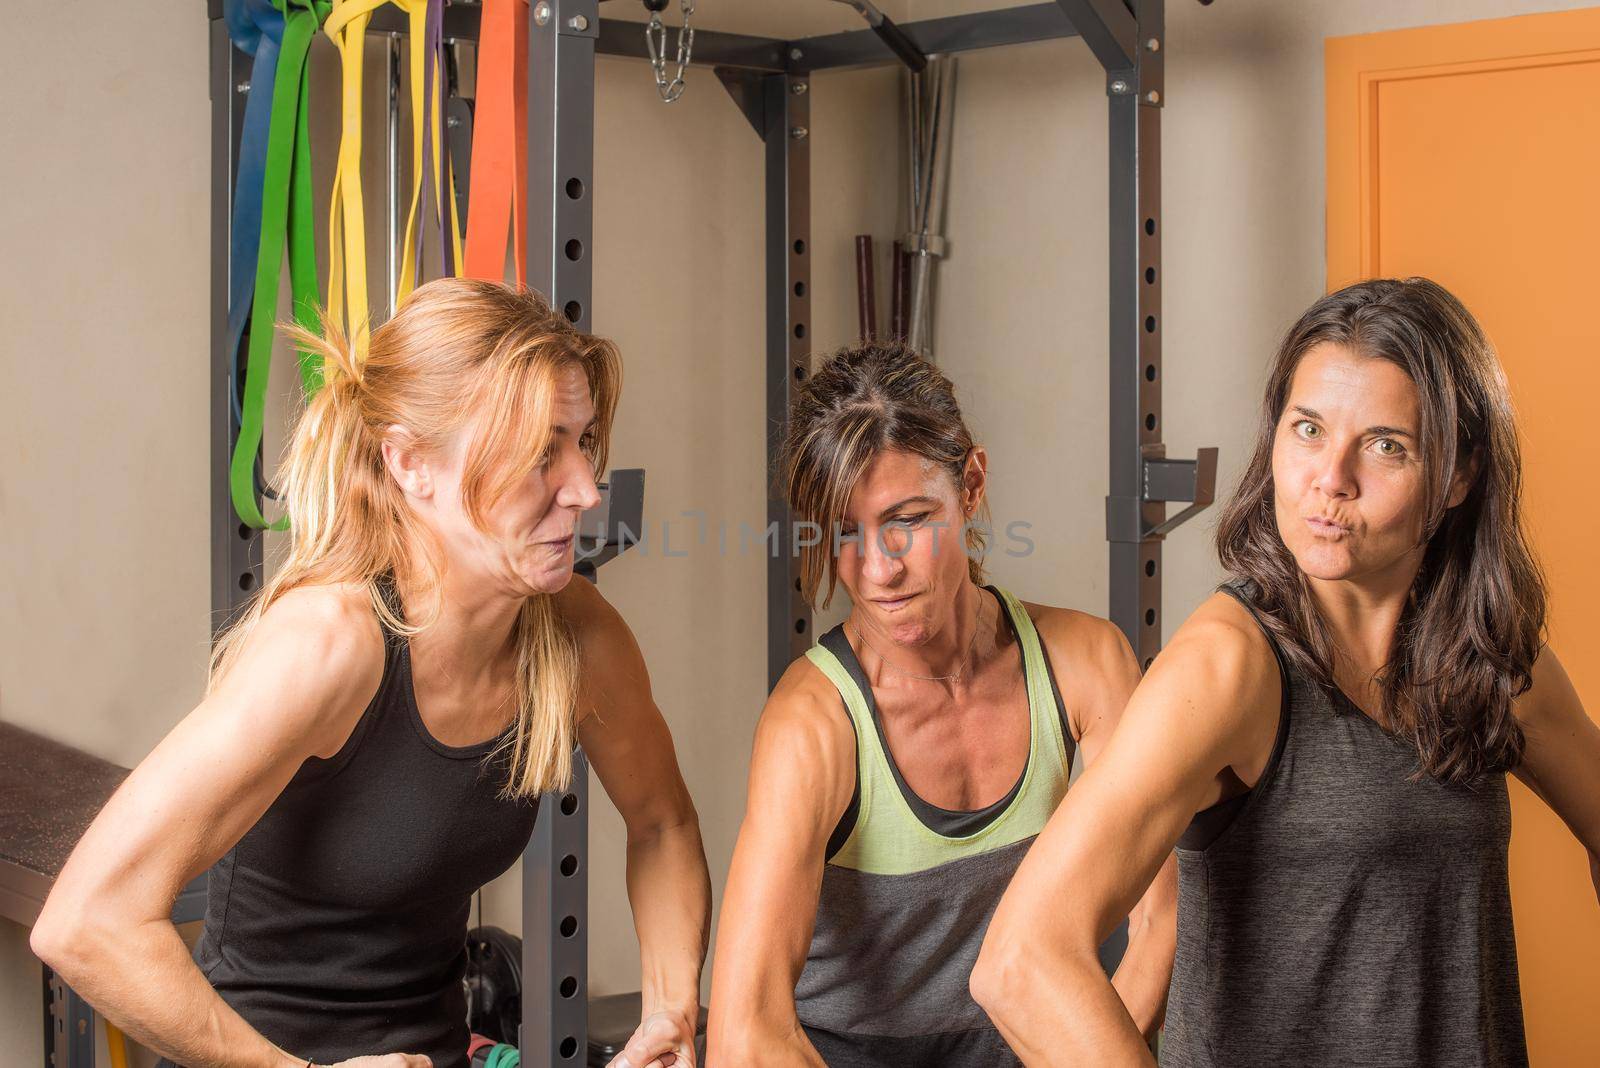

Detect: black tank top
[1163, 582, 1526, 1067]
[188, 600, 539, 1068]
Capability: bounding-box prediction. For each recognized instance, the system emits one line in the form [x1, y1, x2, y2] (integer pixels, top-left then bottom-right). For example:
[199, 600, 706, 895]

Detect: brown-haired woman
[975, 278, 1600, 1067]
[31, 279, 711, 1068]
[706, 343, 1177, 1067]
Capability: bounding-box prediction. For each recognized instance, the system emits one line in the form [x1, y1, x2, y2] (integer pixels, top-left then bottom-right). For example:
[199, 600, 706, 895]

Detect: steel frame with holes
[198, 2, 1212, 1065]
[530, 1, 1216, 1050]
[572, 0, 1215, 679]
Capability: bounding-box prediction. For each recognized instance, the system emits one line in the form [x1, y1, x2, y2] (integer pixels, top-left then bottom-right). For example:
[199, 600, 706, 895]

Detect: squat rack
[199, 1, 1216, 1065]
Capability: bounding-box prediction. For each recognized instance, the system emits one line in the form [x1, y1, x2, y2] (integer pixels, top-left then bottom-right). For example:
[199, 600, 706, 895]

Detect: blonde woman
[31, 280, 710, 1068]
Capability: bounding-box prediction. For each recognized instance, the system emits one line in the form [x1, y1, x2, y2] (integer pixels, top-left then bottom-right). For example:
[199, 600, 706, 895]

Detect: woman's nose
[560, 456, 603, 512]
[862, 528, 907, 584]
[1313, 445, 1359, 500]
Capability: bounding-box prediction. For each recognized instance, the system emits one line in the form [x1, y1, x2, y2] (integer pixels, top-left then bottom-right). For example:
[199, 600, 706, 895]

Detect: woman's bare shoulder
[215, 582, 387, 758]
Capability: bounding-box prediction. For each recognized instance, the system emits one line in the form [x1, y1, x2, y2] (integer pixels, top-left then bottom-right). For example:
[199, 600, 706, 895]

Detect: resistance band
[323, 0, 385, 358]
[104, 1021, 129, 1068]
[397, 0, 464, 301]
[224, 0, 283, 410]
[419, 0, 463, 281]
[462, 0, 528, 285]
[224, 0, 286, 510]
[327, 0, 463, 344]
[484, 1044, 521, 1068]
[229, 0, 331, 530]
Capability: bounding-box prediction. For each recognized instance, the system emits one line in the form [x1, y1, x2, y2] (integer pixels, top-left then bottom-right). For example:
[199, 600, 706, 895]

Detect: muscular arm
[1513, 646, 1600, 903]
[973, 595, 1281, 1066]
[1040, 611, 1177, 1039]
[706, 665, 856, 1068]
[565, 579, 711, 1066]
[29, 587, 387, 1068]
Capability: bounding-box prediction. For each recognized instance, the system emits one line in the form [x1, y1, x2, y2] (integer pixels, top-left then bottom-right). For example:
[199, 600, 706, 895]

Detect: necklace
[848, 591, 988, 683]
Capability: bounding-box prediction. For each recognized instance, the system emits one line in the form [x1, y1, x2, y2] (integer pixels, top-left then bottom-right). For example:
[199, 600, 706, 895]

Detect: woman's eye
[1293, 420, 1321, 440]
[890, 513, 928, 529]
[1372, 437, 1406, 458]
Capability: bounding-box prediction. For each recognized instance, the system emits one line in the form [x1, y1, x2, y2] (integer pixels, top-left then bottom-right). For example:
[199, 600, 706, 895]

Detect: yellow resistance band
[325, 0, 463, 356]
[323, 0, 382, 357]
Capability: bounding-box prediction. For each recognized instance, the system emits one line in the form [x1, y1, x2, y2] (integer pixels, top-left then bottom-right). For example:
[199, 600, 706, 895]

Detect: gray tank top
[795, 586, 1074, 1067]
[1163, 583, 1526, 1067]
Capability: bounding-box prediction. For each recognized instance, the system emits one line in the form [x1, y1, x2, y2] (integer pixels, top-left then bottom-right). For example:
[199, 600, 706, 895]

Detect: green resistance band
[484, 1044, 521, 1068]
[230, 0, 332, 530]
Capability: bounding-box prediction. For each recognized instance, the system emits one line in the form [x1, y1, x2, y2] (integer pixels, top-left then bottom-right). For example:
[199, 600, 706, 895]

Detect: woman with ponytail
[32, 279, 711, 1068]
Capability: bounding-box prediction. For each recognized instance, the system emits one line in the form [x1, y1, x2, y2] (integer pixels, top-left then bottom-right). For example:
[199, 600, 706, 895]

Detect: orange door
[1327, 9, 1600, 1062]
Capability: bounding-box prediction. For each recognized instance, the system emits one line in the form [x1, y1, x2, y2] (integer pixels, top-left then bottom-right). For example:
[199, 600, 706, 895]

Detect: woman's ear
[962, 446, 989, 516]
[1446, 448, 1480, 510]
[381, 426, 434, 500]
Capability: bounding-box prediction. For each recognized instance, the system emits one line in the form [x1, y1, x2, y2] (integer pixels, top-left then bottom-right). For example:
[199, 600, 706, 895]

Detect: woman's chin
[512, 556, 575, 596]
[874, 608, 936, 646]
[1290, 543, 1362, 583]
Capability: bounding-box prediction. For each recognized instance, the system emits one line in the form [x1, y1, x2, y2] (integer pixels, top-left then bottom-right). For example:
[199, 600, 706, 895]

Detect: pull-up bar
[355, 2, 1086, 74]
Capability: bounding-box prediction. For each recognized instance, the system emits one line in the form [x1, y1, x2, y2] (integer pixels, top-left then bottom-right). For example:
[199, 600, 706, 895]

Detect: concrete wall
[3, 0, 1594, 1061]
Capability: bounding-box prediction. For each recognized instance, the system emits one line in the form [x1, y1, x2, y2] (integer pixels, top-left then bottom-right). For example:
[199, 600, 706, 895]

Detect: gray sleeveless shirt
[1162, 583, 1527, 1067]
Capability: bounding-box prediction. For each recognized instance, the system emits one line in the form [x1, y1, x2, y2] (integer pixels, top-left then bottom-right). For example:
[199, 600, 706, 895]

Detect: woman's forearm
[707, 1002, 829, 1068]
[1111, 916, 1175, 1039]
[34, 914, 300, 1068]
[1110, 855, 1178, 1037]
[975, 935, 1155, 1067]
[625, 819, 712, 1018]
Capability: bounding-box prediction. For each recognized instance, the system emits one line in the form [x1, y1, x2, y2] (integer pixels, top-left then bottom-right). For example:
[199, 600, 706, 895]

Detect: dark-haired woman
[975, 278, 1600, 1067]
[706, 344, 1177, 1067]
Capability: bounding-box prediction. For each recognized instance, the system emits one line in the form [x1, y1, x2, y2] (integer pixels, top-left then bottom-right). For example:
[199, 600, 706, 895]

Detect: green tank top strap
[805, 585, 1072, 877]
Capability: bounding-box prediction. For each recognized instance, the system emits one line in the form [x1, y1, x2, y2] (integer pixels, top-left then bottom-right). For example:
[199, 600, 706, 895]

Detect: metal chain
[646, 0, 695, 103]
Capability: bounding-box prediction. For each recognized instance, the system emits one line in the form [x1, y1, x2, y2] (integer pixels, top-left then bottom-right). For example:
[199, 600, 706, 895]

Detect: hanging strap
[397, 0, 463, 300]
[426, 0, 465, 280]
[462, 0, 528, 285]
[223, 0, 284, 409]
[223, 0, 284, 525]
[417, 0, 446, 281]
[230, 0, 331, 530]
[323, 0, 388, 358]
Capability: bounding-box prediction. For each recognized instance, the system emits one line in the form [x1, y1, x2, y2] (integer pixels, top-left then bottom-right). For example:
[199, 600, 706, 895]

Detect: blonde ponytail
[210, 279, 622, 797]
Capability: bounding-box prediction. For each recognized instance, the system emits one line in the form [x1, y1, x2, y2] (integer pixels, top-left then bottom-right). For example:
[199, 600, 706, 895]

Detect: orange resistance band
[462, 0, 528, 286]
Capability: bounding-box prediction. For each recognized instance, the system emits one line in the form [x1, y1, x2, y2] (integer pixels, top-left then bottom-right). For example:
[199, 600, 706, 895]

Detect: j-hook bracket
[1106, 445, 1219, 542]
[575, 468, 646, 575]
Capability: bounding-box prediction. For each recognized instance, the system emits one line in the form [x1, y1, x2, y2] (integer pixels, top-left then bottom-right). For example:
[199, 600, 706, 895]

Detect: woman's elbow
[626, 789, 704, 848]
[30, 896, 106, 983]
[971, 930, 1033, 1026]
[28, 914, 64, 972]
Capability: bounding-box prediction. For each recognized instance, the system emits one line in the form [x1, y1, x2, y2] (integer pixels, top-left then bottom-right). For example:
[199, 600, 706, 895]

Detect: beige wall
[2, 6, 213, 1059]
[3, 0, 1594, 1060]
